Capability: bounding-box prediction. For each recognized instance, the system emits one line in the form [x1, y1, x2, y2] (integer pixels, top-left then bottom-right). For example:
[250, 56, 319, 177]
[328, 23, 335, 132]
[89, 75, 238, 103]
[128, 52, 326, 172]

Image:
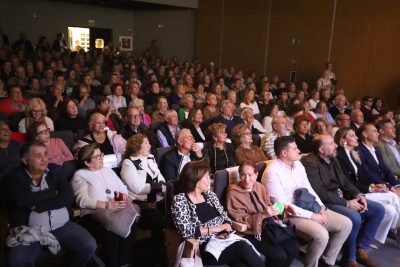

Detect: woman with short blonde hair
[18, 97, 54, 133]
[203, 123, 235, 173]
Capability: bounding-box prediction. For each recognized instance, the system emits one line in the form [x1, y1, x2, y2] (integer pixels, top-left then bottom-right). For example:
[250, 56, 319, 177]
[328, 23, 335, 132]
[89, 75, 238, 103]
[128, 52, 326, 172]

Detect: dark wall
[195, 0, 400, 109]
[0, 0, 196, 60]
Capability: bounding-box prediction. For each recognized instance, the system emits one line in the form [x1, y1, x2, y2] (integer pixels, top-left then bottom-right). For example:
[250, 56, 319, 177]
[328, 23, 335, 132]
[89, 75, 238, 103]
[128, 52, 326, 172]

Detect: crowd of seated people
[0, 31, 400, 267]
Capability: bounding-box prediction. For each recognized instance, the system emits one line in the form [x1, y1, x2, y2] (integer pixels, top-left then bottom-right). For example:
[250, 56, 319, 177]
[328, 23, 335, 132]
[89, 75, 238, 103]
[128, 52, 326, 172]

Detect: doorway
[67, 26, 112, 51]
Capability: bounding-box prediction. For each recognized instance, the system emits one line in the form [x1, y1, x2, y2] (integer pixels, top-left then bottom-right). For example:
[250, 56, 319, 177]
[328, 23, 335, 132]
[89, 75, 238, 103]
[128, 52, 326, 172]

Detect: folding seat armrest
[232, 221, 247, 232]
[183, 239, 199, 258]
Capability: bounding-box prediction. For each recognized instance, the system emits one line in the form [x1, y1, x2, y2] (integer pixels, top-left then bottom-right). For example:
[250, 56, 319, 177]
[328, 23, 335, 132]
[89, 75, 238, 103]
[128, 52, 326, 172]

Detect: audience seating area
[0, 28, 400, 267]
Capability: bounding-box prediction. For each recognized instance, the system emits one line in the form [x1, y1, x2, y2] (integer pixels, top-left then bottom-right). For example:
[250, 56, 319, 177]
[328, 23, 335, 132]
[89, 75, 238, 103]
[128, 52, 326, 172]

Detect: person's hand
[391, 186, 400, 197]
[56, 95, 63, 102]
[284, 204, 297, 217]
[120, 192, 129, 201]
[82, 94, 89, 102]
[216, 223, 232, 233]
[265, 205, 280, 217]
[111, 108, 120, 116]
[319, 208, 329, 224]
[191, 143, 203, 158]
[347, 199, 364, 212]
[106, 200, 127, 210]
[311, 213, 328, 225]
[356, 195, 368, 212]
[370, 184, 388, 193]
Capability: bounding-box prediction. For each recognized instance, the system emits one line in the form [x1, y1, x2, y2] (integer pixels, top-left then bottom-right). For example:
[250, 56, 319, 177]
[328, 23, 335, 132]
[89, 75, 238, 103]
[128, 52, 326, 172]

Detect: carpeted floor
[290, 238, 400, 267]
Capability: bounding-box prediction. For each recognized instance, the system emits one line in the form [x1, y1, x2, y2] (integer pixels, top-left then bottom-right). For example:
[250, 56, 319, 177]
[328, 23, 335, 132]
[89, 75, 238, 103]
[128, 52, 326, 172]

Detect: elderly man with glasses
[160, 128, 204, 181]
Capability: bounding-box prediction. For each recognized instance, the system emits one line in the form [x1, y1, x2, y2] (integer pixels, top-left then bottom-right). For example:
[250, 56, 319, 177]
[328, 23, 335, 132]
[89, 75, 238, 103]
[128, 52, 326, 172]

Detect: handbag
[93, 202, 140, 238]
[261, 217, 296, 244]
[173, 240, 203, 267]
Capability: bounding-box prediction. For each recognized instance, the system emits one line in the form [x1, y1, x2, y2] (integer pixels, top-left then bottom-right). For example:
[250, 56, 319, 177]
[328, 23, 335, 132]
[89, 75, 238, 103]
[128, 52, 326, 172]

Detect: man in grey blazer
[376, 119, 400, 177]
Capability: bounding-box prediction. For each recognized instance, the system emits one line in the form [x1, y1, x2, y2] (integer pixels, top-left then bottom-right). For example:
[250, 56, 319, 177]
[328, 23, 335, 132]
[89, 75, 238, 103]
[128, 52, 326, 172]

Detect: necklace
[95, 169, 112, 196]
[214, 144, 229, 172]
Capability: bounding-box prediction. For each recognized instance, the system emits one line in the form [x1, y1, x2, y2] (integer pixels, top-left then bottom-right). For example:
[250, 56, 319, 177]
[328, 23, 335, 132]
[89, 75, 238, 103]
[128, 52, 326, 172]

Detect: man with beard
[301, 134, 384, 267]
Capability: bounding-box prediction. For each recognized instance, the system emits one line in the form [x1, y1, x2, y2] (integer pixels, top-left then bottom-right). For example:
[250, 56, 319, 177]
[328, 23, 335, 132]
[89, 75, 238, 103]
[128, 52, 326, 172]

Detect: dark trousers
[137, 203, 167, 266]
[201, 240, 264, 267]
[8, 221, 96, 267]
[138, 201, 166, 245]
[79, 215, 137, 267]
[246, 235, 299, 267]
[327, 200, 385, 262]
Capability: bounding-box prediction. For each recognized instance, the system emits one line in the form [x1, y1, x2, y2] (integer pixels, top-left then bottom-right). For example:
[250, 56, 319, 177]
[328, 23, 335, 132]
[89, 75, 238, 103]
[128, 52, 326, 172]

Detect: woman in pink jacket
[26, 121, 73, 166]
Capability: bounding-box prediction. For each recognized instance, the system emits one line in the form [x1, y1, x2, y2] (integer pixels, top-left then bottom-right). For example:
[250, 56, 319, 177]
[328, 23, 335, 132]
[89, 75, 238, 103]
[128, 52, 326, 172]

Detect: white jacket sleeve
[71, 172, 98, 209]
[120, 159, 151, 195]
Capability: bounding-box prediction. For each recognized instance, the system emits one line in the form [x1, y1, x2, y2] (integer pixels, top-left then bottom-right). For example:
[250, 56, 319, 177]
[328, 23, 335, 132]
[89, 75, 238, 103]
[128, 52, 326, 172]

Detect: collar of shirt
[364, 143, 376, 154]
[178, 150, 190, 158]
[222, 114, 233, 120]
[277, 158, 297, 171]
[26, 168, 49, 189]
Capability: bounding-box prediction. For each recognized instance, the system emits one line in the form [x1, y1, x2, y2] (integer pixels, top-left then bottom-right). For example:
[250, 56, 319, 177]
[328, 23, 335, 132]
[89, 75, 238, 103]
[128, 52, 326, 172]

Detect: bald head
[312, 134, 338, 159]
[350, 110, 364, 125]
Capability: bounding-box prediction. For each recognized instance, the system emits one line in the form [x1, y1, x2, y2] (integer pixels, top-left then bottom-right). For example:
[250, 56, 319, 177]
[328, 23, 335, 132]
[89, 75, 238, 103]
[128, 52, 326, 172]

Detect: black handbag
[261, 217, 296, 244]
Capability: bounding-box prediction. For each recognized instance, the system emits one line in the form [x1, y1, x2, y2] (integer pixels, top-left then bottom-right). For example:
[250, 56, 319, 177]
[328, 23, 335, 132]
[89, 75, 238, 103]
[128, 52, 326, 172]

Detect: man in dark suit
[208, 100, 243, 138]
[357, 122, 400, 195]
[329, 94, 350, 120]
[350, 110, 364, 132]
[5, 142, 96, 267]
[160, 129, 203, 181]
[301, 134, 384, 267]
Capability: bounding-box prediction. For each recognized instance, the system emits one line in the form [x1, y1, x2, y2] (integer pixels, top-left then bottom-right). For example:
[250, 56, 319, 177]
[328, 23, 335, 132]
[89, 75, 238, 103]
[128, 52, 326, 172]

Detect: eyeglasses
[36, 129, 50, 135]
[128, 114, 140, 119]
[31, 109, 43, 114]
[91, 153, 104, 160]
[242, 132, 252, 136]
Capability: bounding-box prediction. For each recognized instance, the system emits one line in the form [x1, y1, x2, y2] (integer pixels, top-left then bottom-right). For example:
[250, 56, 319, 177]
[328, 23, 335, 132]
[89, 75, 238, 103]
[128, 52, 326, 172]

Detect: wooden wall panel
[267, 0, 333, 85]
[195, 0, 224, 66]
[331, 0, 400, 108]
[220, 0, 269, 74]
[196, 0, 400, 108]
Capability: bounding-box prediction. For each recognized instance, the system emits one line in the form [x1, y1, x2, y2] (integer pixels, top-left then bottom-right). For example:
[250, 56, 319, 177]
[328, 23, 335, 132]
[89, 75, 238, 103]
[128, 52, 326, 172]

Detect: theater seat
[50, 130, 74, 151]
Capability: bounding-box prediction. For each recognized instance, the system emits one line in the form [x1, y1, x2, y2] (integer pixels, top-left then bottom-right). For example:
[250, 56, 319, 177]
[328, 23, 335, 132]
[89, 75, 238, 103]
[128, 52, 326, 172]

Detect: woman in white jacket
[120, 133, 167, 265]
[71, 143, 135, 267]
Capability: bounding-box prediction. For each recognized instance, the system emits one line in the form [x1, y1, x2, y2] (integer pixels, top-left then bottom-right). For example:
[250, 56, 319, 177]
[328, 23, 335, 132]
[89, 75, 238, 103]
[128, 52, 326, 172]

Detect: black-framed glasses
[91, 153, 104, 160]
[36, 129, 50, 135]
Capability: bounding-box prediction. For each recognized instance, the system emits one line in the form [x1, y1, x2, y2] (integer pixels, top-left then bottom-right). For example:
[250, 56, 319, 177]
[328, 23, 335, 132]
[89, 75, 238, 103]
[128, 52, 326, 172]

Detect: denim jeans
[8, 221, 97, 267]
[326, 200, 384, 262]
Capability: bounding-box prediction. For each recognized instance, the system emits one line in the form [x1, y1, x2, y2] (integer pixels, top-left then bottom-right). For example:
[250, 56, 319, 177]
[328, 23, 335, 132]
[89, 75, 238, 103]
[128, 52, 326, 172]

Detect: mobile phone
[273, 202, 285, 215]
[216, 230, 235, 239]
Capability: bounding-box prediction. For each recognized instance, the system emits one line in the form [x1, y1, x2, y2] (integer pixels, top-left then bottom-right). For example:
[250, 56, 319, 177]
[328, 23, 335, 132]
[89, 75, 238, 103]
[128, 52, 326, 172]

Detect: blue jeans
[327, 200, 384, 262]
[8, 221, 97, 267]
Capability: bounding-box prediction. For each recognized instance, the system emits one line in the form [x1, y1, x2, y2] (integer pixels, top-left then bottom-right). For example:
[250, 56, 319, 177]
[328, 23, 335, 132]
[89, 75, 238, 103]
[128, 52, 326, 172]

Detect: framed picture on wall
[119, 36, 133, 51]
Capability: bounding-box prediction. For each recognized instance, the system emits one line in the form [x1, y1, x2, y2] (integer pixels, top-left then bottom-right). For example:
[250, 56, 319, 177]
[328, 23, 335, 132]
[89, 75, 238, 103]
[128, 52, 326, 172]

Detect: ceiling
[49, 0, 197, 10]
